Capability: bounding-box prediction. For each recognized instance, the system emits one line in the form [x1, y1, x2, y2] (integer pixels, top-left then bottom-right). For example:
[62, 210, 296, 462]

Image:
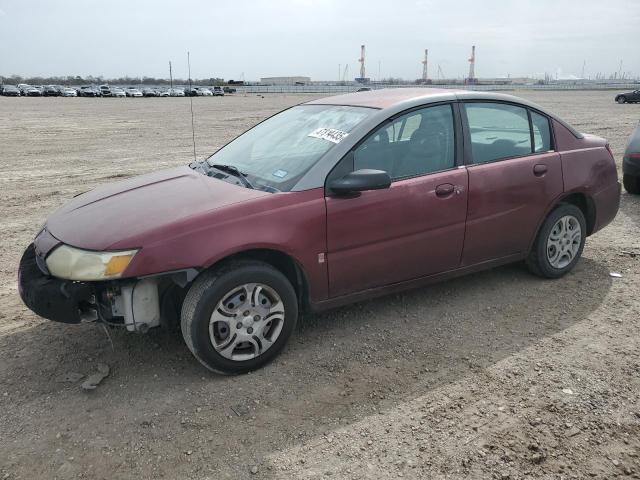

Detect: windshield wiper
[210, 164, 255, 189]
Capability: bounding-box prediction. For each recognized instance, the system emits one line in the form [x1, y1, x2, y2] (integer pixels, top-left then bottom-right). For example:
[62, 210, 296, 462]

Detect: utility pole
[169, 61, 173, 89]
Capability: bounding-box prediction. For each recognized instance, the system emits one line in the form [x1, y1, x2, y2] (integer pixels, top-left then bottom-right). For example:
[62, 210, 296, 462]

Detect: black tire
[181, 260, 298, 374]
[623, 174, 640, 195]
[617, 96, 626, 104]
[526, 203, 587, 279]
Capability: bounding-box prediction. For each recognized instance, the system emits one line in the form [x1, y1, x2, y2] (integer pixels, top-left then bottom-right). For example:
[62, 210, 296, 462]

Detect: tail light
[628, 153, 640, 161]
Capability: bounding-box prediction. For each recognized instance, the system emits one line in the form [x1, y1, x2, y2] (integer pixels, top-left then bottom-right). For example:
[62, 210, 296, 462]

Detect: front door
[325, 103, 468, 298]
[460, 102, 564, 266]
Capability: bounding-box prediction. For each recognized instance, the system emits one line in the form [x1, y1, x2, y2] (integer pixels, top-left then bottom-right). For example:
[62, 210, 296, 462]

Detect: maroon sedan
[19, 89, 620, 374]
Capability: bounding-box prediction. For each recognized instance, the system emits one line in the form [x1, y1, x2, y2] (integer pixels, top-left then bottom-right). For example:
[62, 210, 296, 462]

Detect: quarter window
[531, 111, 552, 152]
[353, 104, 455, 180]
[464, 103, 532, 164]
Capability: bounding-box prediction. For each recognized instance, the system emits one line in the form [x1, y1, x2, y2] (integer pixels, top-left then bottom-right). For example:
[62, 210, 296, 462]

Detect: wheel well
[560, 192, 596, 235]
[211, 249, 309, 311]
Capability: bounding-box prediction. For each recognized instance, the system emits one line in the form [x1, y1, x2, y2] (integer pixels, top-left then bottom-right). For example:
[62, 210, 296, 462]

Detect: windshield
[205, 104, 373, 191]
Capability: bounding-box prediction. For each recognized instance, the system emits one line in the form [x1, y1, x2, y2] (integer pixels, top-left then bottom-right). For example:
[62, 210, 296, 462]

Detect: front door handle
[435, 183, 455, 197]
[533, 164, 548, 176]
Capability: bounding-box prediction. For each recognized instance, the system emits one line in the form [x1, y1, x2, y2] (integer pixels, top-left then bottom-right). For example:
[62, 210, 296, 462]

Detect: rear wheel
[617, 96, 627, 104]
[623, 174, 640, 194]
[526, 204, 586, 278]
[181, 260, 298, 374]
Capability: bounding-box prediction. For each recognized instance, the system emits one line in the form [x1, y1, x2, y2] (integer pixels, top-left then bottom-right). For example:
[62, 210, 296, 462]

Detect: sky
[0, 0, 639, 81]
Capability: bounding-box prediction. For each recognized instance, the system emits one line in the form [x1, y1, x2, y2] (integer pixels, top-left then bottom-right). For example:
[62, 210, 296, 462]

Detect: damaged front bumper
[18, 244, 172, 332]
[19, 244, 97, 324]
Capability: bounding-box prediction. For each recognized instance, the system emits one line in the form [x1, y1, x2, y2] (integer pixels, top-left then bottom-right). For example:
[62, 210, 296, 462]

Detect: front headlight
[46, 244, 138, 281]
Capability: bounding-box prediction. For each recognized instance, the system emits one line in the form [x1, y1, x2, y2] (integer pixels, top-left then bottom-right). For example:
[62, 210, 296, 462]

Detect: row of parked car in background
[0, 84, 234, 97]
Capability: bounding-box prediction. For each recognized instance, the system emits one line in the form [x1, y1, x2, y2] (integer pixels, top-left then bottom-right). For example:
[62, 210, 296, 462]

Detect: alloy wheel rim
[546, 215, 582, 269]
[209, 283, 285, 361]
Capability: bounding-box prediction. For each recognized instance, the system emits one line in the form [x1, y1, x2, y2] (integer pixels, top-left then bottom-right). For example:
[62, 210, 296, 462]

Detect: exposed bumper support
[113, 279, 161, 332]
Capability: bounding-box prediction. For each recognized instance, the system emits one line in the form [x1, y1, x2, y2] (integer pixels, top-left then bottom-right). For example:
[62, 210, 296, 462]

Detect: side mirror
[329, 169, 391, 195]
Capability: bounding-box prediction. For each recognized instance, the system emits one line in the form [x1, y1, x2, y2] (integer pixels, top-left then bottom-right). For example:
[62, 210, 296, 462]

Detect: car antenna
[187, 51, 197, 162]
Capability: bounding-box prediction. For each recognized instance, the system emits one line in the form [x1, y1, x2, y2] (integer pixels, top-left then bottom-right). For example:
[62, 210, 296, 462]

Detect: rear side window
[464, 103, 532, 164]
[531, 111, 552, 152]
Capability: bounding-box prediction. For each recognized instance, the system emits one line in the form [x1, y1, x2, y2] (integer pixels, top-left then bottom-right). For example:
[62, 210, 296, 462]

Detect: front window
[353, 104, 456, 180]
[205, 104, 373, 191]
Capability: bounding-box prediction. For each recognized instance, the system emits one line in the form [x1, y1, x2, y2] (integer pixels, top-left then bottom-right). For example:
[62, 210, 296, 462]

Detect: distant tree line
[0, 75, 239, 86]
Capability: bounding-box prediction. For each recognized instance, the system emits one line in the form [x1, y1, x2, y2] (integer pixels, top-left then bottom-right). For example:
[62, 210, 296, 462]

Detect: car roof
[305, 87, 456, 109]
[305, 87, 582, 138]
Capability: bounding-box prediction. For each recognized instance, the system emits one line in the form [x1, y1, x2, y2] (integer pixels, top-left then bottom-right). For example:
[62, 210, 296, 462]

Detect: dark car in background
[78, 86, 101, 97]
[615, 90, 640, 104]
[43, 85, 60, 96]
[142, 88, 157, 97]
[1, 85, 21, 96]
[18, 89, 620, 374]
[623, 121, 640, 194]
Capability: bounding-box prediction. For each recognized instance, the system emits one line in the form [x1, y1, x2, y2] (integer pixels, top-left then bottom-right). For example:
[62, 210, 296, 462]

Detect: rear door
[325, 103, 468, 297]
[461, 102, 563, 266]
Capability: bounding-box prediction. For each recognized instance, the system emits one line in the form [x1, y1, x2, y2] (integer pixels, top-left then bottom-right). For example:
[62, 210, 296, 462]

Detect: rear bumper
[592, 181, 621, 234]
[18, 244, 96, 324]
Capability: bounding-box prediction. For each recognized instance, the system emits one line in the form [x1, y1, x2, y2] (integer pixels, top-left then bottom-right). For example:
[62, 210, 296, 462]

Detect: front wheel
[623, 174, 640, 195]
[526, 204, 586, 279]
[617, 96, 627, 104]
[181, 260, 298, 374]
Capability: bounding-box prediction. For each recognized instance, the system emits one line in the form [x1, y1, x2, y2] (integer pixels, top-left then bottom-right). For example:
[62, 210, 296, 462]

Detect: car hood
[45, 166, 269, 251]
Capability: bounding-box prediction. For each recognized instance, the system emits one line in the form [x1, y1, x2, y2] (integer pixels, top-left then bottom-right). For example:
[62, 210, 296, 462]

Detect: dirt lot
[0, 91, 639, 479]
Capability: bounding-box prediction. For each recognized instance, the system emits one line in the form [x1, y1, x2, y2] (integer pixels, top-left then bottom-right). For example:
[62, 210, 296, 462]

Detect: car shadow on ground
[620, 189, 640, 223]
[0, 255, 613, 477]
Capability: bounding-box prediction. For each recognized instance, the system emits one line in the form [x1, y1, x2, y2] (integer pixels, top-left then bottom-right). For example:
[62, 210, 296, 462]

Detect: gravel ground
[0, 91, 639, 480]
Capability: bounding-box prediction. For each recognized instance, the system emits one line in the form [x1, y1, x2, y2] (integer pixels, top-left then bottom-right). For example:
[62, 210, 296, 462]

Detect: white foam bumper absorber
[122, 278, 161, 332]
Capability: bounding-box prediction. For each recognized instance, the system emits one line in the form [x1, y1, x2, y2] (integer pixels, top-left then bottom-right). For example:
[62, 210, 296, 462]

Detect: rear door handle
[435, 183, 455, 197]
[533, 164, 548, 176]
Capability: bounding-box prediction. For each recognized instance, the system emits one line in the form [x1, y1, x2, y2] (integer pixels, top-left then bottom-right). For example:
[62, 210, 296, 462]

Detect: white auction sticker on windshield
[308, 127, 349, 144]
